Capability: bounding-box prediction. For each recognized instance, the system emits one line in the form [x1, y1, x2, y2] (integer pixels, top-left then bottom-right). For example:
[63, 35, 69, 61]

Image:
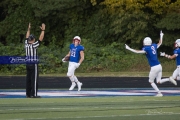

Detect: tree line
[0, 0, 179, 74]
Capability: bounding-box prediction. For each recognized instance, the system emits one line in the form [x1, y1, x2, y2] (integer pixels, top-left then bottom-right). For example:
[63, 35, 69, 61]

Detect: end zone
[0, 88, 180, 98]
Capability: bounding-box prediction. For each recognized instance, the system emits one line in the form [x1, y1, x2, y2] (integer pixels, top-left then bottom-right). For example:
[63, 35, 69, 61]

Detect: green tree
[0, 0, 38, 44]
[155, 0, 180, 48]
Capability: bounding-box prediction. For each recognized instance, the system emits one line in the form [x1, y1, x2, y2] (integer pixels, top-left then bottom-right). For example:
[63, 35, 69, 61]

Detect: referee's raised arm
[26, 23, 31, 39]
[39, 23, 45, 41]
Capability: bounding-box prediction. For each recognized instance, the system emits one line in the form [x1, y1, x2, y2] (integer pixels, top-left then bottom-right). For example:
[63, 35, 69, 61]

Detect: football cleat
[169, 77, 177, 86]
[77, 82, 82, 91]
[69, 82, 76, 91]
[155, 93, 163, 97]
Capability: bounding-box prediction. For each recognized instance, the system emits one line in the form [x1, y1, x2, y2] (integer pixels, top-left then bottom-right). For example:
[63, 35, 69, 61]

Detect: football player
[125, 31, 176, 97]
[62, 36, 84, 91]
[160, 39, 180, 85]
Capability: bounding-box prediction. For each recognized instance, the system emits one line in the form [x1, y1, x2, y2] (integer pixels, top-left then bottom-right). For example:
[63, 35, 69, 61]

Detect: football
[63, 56, 70, 61]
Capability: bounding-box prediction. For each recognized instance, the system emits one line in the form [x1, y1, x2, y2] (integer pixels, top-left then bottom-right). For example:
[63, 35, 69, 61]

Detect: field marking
[0, 105, 176, 110]
[1, 89, 180, 98]
[1, 104, 180, 114]
[6, 112, 180, 120]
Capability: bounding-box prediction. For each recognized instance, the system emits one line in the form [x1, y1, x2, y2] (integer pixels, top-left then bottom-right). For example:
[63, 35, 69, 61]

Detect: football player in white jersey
[160, 39, 180, 85]
[62, 36, 84, 91]
[125, 31, 176, 97]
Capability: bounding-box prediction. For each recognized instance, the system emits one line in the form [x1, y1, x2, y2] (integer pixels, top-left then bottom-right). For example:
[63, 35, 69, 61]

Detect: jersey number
[151, 46, 156, 54]
[71, 49, 76, 57]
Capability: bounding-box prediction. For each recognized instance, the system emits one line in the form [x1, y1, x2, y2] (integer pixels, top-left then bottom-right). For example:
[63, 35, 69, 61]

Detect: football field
[0, 88, 180, 120]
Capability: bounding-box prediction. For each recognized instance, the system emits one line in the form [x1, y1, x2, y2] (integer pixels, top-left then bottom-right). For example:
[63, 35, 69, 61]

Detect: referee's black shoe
[26, 95, 31, 98]
[30, 96, 41, 98]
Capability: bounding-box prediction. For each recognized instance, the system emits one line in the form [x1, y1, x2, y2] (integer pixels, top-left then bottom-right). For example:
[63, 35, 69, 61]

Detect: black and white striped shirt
[25, 39, 40, 62]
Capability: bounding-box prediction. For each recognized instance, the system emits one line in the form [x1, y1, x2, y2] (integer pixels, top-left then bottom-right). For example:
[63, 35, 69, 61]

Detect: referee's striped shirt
[25, 39, 40, 62]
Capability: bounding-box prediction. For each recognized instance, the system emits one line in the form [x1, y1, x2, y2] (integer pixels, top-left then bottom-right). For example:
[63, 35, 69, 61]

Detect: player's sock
[74, 75, 82, 91]
[176, 76, 180, 81]
[160, 78, 169, 84]
[74, 75, 79, 83]
[151, 83, 160, 93]
[69, 76, 76, 90]
[74, 76, 82, 85]
[69, 76, 75, 82]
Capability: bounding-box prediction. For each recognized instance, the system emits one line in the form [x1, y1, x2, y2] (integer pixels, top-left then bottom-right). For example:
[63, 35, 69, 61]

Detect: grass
[0, 96, 180, 120]
[0, 72, 173, 77]
[0, 71, 177, 120]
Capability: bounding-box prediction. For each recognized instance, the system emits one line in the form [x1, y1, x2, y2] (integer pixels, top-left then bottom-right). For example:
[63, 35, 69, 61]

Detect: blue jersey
[173, 48, 180, 66]
[69, 44, 84, 63]
[142, 43, 160, 67]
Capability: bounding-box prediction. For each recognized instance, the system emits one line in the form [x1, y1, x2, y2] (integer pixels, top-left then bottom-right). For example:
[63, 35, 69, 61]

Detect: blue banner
[0, 56, 39, 64]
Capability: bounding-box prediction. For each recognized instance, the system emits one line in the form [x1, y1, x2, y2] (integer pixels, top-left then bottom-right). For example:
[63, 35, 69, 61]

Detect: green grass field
[0, 96, 180, 120]
[0, 72, 173, 77]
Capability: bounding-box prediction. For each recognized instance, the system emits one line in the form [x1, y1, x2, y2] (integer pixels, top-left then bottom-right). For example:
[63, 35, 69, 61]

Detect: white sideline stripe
[1, 89, 180, 97]
[6, 112, 180, 120]
[0, 105, 177, 111]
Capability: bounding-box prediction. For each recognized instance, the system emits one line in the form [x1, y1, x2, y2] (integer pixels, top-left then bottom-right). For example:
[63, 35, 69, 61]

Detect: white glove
[160, 30, 164, 40]
[160, 52, 165, 56]
[62, 58, 66, 62]
[75, 63, 80, 68]
[125, 44, 131, 50]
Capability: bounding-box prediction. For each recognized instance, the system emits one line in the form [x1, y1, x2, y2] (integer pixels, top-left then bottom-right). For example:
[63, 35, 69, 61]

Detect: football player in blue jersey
[62, 36, 84, 91]
[125, 31, 176, 97]
[160, 39, 180, 85]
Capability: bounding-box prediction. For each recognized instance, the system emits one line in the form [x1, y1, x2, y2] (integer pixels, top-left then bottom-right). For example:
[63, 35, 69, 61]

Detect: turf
[0, 96, 180, 120]
[0, 72, 173, 77]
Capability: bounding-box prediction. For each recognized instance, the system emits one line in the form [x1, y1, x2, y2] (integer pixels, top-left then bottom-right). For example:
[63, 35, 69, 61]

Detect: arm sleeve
[128, 48, 146, 54]
[174, 50, 178, 57]
[157, 44, 161, 49]
[80, 46, 84, 51]
[157, 35, 163, 48]
[135, 50, 146, 53]
[69, 44, 72, 49]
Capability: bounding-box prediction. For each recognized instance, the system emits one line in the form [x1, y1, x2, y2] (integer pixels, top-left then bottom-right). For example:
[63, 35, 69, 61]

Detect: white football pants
[149, 64, 162, 83]
[172, 66, 180, 79]
[67, 62, 78, 77]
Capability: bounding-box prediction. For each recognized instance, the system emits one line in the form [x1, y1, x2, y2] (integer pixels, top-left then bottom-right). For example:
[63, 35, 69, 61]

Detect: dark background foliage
[0, 0, 179, 74]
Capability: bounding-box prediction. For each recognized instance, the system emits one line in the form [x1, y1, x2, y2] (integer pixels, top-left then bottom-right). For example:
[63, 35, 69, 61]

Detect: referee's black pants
[26, 64, 39, 97]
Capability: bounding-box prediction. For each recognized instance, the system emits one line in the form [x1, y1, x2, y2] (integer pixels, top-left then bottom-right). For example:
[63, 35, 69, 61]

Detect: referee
[25, 23, 45, 98]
